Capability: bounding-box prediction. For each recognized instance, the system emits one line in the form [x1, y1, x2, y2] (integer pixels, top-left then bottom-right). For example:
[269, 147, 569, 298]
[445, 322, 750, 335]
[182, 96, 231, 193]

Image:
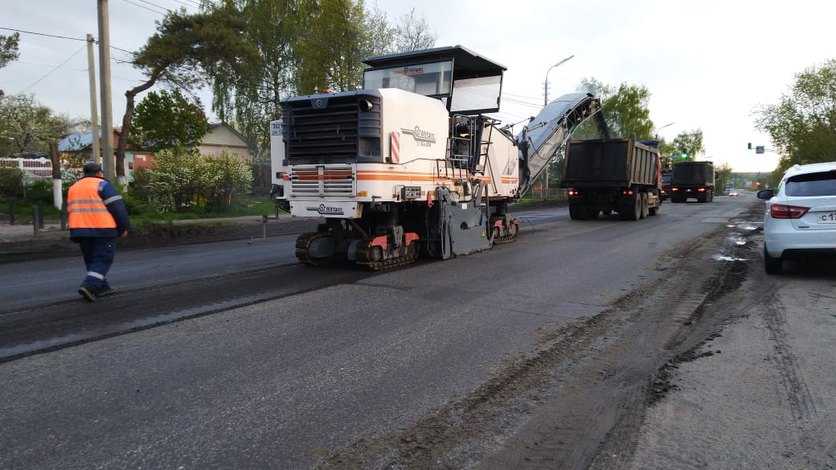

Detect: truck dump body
[671, 161, 715, 187]
[561, 139, 659, 188]
[670, 161, 715, 203]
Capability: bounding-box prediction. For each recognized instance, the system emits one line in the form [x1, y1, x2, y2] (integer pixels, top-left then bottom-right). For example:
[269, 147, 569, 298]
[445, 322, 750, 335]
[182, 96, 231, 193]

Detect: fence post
[32, 204, 39, 236]
[37, 200, 44, 229]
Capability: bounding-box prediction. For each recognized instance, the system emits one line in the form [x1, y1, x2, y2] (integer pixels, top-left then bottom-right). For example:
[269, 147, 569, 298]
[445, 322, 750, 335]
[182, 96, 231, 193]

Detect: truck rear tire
[569, 203, 587, 220]
[640, 193, 648, 219]
[620, 194, 641, 221]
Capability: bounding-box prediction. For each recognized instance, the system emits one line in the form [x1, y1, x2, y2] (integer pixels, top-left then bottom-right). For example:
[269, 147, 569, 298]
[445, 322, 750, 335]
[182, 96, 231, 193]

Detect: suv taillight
[770, 203, 809, 219]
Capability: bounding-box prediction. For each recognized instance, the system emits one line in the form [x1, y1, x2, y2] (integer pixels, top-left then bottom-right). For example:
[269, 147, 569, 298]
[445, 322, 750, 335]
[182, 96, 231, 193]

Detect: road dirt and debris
[315, 205, 835, 469]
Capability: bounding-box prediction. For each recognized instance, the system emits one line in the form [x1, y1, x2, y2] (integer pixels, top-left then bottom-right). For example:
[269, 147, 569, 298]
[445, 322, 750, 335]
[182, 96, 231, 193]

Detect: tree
[0, 94, 69, 157]
[393, 8, 437, 52]
[0, 33, 20, 95]
[715, 163, 732, 192]
[670, 130, 704, 162]
[132, 89, 209, 152]
[210, 0, 317, 159]
[756, 59, 836, 175]
[573, 78, 653, 140]
[295, 0, 369, 93]
[0, 32, 20, 68]
[118, 7, 259, 182]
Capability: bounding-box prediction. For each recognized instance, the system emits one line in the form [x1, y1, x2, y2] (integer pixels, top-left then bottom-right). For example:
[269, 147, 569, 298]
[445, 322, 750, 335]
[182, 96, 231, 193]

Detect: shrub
[0, 167, 25, 199]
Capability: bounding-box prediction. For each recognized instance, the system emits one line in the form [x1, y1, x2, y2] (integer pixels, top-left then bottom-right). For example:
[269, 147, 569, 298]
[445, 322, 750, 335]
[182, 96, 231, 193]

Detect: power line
[18, 46, 86, 93]
[0, 27, 135, 56]
[121, 0, 166, 15]
[136, 0, 172, 13]
[0, 26, 87, 43]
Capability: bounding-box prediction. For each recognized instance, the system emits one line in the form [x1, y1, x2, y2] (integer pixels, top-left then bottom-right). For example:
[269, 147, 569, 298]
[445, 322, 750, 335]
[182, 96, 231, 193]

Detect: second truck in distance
[670, 161, 715, 203]
[560, 138, 662, 220]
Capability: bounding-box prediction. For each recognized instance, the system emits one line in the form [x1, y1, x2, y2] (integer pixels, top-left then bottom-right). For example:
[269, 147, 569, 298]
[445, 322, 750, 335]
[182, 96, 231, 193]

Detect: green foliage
[133, 90, 209, 151]
[207, 1, 436, 158]
[756, 59, 836, 175]
[116, 6, 261, 178]
[203, 149, 253, 208]
[295, 0, 368, 94]
[25, 178, 53, 203]
[0, 94, 69, 157]
[147, 146, 251, 212]
[209, 0, 316, 157]
[0, 167, 24, 198]
[134, 7, 260, 90]
[671, 130, 704, 162]
[573, 78, 653, 139]
[0, 32, 20, 70]
[715, 163, 733, 192]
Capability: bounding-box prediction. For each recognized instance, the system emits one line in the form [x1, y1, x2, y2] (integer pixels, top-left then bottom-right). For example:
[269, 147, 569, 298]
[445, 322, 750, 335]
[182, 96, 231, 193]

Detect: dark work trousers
[78, 237, 116, 293]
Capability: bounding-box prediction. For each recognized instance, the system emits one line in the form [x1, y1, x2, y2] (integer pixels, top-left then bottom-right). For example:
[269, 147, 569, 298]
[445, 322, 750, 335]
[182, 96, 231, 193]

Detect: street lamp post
[542, 55, 574, 198]
[544, 55, 575, 106]
[654, 121, 675, 139]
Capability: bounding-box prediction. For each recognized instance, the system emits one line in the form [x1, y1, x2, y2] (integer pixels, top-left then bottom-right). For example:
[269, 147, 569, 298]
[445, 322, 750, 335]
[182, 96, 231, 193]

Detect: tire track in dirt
[761, 292, 818, 421]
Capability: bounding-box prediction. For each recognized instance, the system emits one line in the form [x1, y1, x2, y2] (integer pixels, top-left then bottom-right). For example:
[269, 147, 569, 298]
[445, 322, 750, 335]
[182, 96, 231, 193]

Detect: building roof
[57, 132, 94, 152]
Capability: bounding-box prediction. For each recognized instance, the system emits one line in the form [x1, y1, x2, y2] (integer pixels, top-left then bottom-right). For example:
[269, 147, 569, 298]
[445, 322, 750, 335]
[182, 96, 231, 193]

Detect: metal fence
[0, 158, 53, 178]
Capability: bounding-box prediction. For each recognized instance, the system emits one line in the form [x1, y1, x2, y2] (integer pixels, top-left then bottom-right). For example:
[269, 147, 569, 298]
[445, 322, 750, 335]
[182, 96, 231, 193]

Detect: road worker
[67, 162, 130, 301]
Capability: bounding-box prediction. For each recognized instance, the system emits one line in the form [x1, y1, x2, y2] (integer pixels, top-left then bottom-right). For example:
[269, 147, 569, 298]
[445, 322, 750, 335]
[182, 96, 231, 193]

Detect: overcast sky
[2, 0, 834, 173]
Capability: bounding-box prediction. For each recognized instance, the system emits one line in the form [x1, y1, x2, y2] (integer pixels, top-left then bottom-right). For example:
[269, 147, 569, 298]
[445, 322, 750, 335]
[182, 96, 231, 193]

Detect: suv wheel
[763, 244, 782, 275]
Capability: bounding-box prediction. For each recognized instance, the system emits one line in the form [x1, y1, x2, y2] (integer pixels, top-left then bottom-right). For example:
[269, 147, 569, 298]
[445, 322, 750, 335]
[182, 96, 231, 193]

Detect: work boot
[98, 287, 116, 297]
[78, 285, 97, 302]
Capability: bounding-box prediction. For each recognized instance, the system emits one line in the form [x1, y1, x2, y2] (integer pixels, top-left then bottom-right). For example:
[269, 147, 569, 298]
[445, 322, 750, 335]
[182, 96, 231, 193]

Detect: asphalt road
[1, 196, 833, 469]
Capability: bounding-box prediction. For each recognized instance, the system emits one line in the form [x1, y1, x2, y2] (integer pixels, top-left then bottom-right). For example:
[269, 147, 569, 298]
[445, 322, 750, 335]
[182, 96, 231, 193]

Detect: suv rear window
[785, 171, 836, 196]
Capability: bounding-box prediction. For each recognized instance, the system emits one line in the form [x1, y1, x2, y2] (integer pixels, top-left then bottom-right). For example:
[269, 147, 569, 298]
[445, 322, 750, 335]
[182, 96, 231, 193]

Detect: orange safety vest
[67, 177, 117, 229]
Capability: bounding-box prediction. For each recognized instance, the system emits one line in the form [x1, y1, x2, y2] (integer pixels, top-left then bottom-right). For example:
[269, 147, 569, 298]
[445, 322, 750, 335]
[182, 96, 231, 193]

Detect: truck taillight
[622, 189, 634, 196]
[568, 189, 580, 197]
[671, 187, 679, 192]
[770, 203, 809, 219]
[697, 187, 706, 192]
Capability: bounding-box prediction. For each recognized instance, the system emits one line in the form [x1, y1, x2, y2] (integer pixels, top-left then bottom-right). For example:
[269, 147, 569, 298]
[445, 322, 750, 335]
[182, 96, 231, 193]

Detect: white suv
[757, 161, 836, 274]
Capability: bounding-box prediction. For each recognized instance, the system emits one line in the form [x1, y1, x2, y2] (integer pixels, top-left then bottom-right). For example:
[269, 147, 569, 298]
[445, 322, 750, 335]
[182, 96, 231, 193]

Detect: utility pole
[86, 34, 100, 165]
[97, 0, 115, 181]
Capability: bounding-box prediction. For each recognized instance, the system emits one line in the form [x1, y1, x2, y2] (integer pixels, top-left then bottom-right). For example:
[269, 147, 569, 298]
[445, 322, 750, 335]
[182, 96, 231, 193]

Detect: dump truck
[560, 138, 662, 220]
[670, 161, 715, 202]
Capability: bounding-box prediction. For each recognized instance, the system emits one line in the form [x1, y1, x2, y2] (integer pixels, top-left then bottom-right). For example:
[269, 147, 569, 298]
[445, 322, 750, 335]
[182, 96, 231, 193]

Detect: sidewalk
[0, 221, 66, 242]
[0, 214, 319, 263]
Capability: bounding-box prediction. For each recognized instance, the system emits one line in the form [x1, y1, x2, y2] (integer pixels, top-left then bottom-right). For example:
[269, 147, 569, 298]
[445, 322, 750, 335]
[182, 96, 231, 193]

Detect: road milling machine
[271, 46, 606, 270]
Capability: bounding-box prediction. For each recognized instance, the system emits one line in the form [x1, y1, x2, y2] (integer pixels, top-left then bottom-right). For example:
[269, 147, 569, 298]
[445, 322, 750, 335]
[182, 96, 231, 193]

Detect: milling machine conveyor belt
[517, 92, 609, 196]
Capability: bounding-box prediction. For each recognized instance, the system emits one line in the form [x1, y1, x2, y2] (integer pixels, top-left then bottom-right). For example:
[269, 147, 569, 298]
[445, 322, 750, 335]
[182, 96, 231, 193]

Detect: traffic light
[681, 153, 688, 159]
[747, 142, 752, 150]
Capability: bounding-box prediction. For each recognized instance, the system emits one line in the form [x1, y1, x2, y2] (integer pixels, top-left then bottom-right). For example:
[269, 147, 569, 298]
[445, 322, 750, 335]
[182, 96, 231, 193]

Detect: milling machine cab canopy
[362, 45, 507, 115]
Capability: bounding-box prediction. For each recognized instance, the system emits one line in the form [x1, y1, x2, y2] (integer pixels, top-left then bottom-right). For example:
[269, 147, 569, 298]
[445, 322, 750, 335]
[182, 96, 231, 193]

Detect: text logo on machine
[401, 126, 436, 147]
[395, 66, 425, 76]
[317, 204, 343, 215]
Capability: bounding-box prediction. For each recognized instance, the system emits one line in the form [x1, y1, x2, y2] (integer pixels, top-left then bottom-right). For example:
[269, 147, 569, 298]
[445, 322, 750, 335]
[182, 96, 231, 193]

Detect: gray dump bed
[560, 138, 659, 188]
